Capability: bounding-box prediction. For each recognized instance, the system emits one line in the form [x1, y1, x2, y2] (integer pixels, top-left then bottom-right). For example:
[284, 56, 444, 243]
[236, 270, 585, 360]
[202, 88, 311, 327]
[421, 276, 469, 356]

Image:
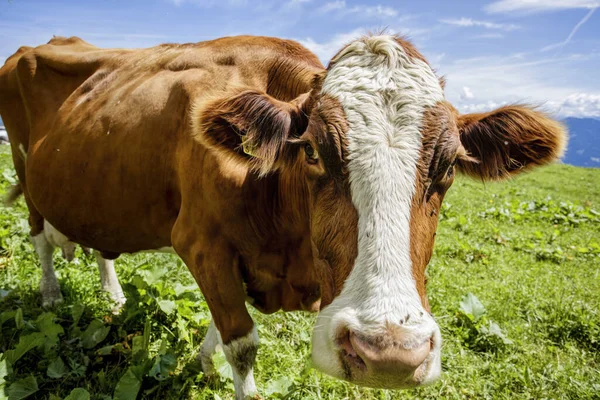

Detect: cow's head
[196, 35, 566, 388]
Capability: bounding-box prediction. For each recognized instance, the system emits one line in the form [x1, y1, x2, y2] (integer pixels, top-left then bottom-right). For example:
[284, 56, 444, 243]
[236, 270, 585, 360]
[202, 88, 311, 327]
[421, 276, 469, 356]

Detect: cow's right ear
[194, 90, 311, 176]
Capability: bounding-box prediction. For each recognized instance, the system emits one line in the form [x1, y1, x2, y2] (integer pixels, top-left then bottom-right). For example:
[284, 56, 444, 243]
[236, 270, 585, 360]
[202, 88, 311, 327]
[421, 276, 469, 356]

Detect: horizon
[0, 0, 599, 119]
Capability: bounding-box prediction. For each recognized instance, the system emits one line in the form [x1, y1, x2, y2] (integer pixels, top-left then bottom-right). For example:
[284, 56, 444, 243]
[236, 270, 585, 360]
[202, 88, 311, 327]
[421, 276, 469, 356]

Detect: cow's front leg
[177, 239, 258, 400]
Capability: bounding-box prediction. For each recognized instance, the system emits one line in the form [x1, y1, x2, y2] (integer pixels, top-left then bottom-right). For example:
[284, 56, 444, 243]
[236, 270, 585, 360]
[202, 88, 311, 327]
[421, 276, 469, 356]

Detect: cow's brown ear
[195, 89, 310, 176]
[456, 105, 567, 180]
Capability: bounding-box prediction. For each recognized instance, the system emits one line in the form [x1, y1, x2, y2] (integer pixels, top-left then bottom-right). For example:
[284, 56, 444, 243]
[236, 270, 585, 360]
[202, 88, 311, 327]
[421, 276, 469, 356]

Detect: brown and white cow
[0, 34, 565, 398]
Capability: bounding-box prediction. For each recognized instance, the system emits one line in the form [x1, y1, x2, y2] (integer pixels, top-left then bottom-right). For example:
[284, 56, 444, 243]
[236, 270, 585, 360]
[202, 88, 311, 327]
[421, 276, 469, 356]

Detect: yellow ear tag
[241, 136, 258, 157]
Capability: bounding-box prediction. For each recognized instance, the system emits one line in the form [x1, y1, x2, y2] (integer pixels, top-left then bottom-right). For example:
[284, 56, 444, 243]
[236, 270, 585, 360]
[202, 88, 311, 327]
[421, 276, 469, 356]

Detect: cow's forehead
[319, 35, 444, 171]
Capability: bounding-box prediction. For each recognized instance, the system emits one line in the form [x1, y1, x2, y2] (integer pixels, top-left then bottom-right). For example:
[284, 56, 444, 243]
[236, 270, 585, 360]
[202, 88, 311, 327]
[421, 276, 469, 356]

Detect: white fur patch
[43, 220, 76, 261]
[222, 326, 259, 399]
[32, 231, 63, 307]
[312, 35, 443, 385]
[94, 251, 126, 308]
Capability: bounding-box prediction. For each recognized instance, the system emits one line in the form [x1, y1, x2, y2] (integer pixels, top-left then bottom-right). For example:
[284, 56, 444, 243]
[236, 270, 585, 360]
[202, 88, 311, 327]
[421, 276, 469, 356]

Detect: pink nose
[337, 328, 432, 379]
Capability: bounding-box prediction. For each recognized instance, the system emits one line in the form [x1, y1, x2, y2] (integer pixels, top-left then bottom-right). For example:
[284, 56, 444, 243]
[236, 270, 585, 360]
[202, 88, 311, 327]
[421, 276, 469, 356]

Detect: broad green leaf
[114, 368, 141, 400]
[460, 293, 486, 321]
[149, 352, 177, 381]
[265, 376, 294, 396]
[130, 360, 153, 381]
[173, 283, 198, 297]
[35, 313, 64, 348]
[212, 349, 233, 381]
[482, 321, 513, 345]
[138, 266, 167, 286]
[131, 335, 148, 363]
[0, 311, 16, 326]
[13, 309, 23, 330]
[143, 318, 151, 351]
[7, 375, 38, 400]
[47, 357, 69, 379]
[157, 299, 176, 315]
[0, 357, 9, 385]
[64, 388, 90, 400]
[80, 320, 111, 349]
[71, 304, 85, 326]
[96, 345, 114, 356]
[4, 333, 45, 364]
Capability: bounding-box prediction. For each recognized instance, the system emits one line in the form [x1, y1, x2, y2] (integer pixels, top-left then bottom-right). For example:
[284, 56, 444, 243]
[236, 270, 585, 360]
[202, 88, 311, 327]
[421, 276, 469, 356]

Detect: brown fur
[456, 105, 567, 180]
[410, 103, 462, 309]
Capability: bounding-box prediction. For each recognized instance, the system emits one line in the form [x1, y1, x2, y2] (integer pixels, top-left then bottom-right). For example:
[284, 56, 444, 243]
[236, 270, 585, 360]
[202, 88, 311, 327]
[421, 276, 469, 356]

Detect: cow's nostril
[337, 330, 366, 371]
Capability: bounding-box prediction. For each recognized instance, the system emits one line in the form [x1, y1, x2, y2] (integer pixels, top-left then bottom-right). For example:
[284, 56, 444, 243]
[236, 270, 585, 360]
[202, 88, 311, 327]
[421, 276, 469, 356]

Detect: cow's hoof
[110, 292, 127, 314]
[41, 292, 64, 308]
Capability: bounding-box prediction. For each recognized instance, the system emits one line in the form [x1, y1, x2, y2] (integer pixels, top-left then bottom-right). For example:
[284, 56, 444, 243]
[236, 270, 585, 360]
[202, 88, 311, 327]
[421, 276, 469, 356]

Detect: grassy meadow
[0, 145, 598, 399]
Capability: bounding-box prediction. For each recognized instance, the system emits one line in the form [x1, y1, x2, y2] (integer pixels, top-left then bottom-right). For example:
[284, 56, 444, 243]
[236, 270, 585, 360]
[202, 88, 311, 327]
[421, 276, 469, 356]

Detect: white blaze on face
[312, 36, 444, 384]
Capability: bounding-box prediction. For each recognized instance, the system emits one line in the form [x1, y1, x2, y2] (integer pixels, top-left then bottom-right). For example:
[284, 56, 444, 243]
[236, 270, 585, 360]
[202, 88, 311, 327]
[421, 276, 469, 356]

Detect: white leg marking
[31, 231, 63, 307]
[43, 220, 75, 261]
[94, 251, 126, 308]
[199, 319, 219, 377]
[222, 326, 259, 400]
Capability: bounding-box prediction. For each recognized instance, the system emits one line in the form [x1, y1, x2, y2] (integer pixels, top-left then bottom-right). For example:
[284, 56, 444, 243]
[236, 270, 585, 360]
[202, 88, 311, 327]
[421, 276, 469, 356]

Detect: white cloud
[318, 0, 345, 13]
[297, 28, 366, 62]
[550, 93, 600, 118]
[458, 100, 508, 114]
[317, 1, 399, 19]
[460, 86, 475, 100]
[458, 92, 600, 119]
[441, 17, 520, 31]
[441, 51, 600, 119]
[486, 0, 600, 13]
[296, 25, 430, 63]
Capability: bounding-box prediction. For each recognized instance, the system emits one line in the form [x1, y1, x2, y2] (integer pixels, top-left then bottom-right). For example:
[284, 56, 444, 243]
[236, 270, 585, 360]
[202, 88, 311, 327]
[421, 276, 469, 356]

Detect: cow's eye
[305, 143, 319, 163]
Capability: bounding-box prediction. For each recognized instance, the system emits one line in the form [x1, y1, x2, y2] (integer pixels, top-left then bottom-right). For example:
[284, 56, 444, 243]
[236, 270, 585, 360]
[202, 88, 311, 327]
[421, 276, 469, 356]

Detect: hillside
[0, 147, 599, 399]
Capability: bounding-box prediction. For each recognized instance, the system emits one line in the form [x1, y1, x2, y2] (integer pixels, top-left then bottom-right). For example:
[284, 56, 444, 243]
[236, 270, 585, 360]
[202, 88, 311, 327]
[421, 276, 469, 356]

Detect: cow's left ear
[456, 105, 567, 180]
[194, 89, 312, 176]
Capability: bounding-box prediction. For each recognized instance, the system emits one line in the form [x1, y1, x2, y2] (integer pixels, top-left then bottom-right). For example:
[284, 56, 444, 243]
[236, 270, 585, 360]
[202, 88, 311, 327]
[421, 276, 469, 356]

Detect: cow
[0, 34, 566, 399]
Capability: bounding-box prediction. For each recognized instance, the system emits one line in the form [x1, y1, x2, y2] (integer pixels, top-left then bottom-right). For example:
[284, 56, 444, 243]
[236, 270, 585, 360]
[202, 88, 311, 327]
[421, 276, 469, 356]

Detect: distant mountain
[562, 117, 600, 168]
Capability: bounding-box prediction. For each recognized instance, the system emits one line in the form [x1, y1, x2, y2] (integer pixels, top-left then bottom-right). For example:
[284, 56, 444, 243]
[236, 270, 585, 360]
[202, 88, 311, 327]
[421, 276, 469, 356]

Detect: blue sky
[1, 0, 599, 118]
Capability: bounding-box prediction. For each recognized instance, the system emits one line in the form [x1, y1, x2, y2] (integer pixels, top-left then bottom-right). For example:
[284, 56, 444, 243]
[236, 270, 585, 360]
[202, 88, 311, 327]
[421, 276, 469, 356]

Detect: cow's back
[0, 35, 323, 253]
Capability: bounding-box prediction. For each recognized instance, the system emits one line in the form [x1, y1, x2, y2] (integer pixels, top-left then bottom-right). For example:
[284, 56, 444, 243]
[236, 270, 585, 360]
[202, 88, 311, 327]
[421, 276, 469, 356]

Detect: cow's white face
[307, 35, 444, 387]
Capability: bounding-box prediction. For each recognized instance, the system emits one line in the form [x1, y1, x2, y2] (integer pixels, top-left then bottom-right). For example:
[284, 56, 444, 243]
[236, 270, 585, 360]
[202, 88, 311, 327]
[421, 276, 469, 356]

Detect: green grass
[0, 144, 599, 399]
